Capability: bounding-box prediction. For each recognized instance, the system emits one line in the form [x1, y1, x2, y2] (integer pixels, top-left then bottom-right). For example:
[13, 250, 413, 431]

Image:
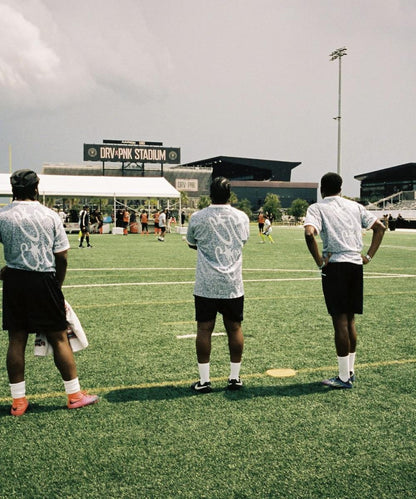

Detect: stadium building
[168, 156, 317, 209]
[43, 154, 318, 210]
[355, 163, 416, 204]
[355, 163, 416, 227]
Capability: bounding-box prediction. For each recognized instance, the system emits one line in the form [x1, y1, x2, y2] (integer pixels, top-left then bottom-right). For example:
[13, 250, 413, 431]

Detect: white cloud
[0, 0, 173, 111]
[0, 4, 61, 100]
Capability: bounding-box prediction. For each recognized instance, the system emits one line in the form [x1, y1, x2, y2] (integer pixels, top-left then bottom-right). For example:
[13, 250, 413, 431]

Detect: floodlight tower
[330, 47, 347, 175]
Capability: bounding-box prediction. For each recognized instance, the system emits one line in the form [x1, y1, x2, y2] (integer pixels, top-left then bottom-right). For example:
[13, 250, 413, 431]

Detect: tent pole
[113, 196, 116, 231]
[179, 195, 182, 231]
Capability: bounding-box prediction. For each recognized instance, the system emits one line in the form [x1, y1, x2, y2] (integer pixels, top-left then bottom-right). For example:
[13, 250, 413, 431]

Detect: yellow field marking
[1, 358, 414, 403]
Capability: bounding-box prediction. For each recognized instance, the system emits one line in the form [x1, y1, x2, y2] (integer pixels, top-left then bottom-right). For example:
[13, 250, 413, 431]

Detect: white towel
[34, 300, 89, 357]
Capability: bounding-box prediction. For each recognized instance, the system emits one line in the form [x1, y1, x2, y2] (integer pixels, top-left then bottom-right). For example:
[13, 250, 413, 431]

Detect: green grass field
[0, 225, 415, 498]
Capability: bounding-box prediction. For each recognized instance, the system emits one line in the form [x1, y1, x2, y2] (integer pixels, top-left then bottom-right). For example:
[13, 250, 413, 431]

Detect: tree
[230, 191, 238, 206]
[198, 195, 211, 209]
[237, 198, 252, 219]
[263, 193, 282, 222]
[180, 191, 189, 207]
[288, 198, 309, 222]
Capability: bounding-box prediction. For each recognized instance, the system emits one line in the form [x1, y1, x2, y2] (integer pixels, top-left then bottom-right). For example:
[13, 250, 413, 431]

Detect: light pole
[330, 47, 347, 175]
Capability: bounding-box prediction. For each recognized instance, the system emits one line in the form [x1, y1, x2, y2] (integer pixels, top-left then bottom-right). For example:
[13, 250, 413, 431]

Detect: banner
[84, 144, 180, 164]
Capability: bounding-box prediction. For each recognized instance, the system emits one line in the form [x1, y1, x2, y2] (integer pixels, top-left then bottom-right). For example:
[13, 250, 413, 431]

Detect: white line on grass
[380, 245, 416, 251]
[176, 332, 226, 339]
[62, 273, 416, 289]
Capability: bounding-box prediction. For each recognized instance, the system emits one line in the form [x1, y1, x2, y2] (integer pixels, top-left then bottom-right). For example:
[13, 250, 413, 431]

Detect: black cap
[10, 170, 40, 188]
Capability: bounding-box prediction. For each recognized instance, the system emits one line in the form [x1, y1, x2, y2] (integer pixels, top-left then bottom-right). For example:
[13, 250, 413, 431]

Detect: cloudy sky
[1, 0, 415, 197]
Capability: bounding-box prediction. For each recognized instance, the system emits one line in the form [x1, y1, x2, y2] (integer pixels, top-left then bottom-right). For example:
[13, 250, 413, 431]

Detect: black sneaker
[191, 381, 212, 393]
[322, 376, 352, 389]
[227, 378, 243, 390]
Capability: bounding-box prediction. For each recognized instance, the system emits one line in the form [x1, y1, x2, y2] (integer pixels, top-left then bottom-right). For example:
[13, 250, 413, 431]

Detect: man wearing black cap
[0, 170, 98, 416]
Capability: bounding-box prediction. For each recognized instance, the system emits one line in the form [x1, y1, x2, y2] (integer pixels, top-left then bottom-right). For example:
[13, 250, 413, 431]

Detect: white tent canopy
[0, 173, 180, 199]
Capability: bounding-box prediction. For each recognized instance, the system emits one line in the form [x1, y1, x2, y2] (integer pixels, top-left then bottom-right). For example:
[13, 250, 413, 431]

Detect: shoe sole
[227, 384, 243, 391]
[322, 380, 352, 389]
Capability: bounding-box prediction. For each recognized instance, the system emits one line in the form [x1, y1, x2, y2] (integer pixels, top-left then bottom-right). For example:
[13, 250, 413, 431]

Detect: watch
[365, 254, 372, 262]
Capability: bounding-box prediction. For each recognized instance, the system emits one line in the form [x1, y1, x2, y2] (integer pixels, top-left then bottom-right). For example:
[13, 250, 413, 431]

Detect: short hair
[320, 172, 342, 196]
[10, 169, 39, 201]
[210, 176, 231, 204]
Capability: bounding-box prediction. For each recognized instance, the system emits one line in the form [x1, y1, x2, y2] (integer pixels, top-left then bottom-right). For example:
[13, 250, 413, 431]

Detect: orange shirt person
[123, 209, 130, 235]
[140, 210, 149, 235]
[258, 212, 265, 234]
[154, 211, 160, 235]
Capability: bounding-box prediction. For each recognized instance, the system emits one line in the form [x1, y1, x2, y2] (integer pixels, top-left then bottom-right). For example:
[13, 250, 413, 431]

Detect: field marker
[266, 368, 297, 378]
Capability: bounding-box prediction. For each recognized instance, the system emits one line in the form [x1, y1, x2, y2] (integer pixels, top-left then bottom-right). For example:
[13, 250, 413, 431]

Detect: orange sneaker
[67, 390, 99, 409]
[11, 397, 29, 417]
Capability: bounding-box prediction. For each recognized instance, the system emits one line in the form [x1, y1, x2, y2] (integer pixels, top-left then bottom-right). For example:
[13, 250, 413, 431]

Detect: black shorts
[258, 223, 264, 231]
[2, 268, 67, 333]
[194, 295, 244, 323]
[322, 263, 363, 316]
[141, 223, 148, 231]
[160, 226, 166, 234]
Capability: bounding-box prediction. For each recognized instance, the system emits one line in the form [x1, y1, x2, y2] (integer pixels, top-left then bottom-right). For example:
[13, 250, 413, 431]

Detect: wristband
[365, 254, 372, 262]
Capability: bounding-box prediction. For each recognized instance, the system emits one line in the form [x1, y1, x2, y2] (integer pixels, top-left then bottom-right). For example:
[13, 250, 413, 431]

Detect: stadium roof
[176, 156, 301, 181]
[0, 174, 180, 199]
[354, 163, 416, 182]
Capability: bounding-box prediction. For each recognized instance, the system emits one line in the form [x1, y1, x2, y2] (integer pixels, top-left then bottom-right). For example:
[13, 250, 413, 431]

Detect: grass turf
[0, 226, 415, 498]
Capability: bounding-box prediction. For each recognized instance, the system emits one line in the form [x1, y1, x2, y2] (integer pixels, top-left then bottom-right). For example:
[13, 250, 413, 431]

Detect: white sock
[349, 352, 356, 374]
[198, 363, 210, 384]
[63, 377, 81, 395]
[337, 356, 350, 382]
[230, 362, 241, 380]
[10, 381, 26, 399]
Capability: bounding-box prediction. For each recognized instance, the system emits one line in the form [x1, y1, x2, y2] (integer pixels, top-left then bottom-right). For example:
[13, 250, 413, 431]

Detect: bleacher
[366, 191, 416, 228]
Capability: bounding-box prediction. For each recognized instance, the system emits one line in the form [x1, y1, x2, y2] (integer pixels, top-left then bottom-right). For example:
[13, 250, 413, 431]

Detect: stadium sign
[175, 179, 198, 191]
[84, 144, 181, 164]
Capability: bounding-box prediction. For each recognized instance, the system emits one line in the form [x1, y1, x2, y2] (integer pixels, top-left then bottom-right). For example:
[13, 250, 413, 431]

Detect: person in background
[260, 215, 275, 244]
[258, 211, 265, 240]
[59, 208, 67, 226]
[0, 170, 98, 416]
[158, 208, 167, 241]
[140, 210, 149, 235]
[304, 172, 385, 389]
[122, 208, 130, 236]
[186, 177, 250, 392]
[79, 205, 92, 248]
[154, 210, 160, 236]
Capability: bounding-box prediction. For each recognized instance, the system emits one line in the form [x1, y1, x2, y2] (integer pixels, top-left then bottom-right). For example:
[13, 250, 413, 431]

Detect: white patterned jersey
[186, 204, 250, 298]
[0, 201, 70, 272]
[304, 195, 377, 264]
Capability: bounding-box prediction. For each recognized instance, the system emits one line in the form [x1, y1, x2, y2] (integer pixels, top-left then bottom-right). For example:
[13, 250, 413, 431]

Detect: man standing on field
[0, 170, 98, 416]
[304, 172, 385, 388]
[186, 176, 250, 392]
